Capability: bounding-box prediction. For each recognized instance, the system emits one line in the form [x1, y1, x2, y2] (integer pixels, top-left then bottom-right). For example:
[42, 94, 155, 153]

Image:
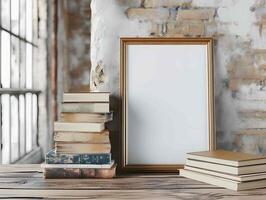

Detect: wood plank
[0, 164, 41, 172]
[0, 176, 219, 190]
[1, 189, 266, 199]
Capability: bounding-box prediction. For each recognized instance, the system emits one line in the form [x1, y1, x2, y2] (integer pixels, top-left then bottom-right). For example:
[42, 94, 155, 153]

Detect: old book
[61, 103, 109, 113]
[42, 160, 114, 169]
[180, 169, 266, 191]
[54, 130, 110, 143]
[43, 163, 116, 179]
[54, 122, 104, 132]
[187, 150, 266, 167]
[60, 112, 113, 123]
[185, 166, 266, 182]
[45, 149, 111, 164]
[186, 159, 266, 175]
[63, 92, 109, 103]
[55, 142, 111, 154]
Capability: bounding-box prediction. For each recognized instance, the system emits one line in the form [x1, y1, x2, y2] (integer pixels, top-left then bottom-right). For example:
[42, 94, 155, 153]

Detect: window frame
[0, 0, 41, 164]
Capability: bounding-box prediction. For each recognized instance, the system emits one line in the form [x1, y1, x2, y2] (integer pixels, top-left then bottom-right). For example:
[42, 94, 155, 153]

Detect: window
[0, 0, 40, 164]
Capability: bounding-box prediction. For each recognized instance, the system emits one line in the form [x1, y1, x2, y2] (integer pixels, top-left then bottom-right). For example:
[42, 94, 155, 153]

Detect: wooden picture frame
[120, 37, 215, 173]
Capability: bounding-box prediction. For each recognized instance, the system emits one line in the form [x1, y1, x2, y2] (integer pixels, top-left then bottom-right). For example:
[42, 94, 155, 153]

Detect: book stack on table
[180, 150, 266, 191]
[42, 92, 116, 179]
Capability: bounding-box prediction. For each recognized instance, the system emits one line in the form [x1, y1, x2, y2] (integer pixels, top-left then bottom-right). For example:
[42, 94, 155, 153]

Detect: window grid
[0, 0, 40, 164]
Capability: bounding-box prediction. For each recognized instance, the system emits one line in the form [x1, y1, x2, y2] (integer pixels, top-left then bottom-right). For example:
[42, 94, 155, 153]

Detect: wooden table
[1, 165, 266, 199]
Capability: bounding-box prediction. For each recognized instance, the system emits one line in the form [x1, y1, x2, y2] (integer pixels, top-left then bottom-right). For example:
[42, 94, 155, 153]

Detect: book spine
[46, 153, 111, 164]
[43, 166, 116, 179]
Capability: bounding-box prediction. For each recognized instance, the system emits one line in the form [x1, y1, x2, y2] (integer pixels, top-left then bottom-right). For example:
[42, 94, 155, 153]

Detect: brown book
[187, 150, 266, 167]
[63, 92, 109, 103]
[54, 130, 110, 143]
[55, 142, 111, 154]
[43, 164, 116, 179]
[60, 112, 113, 123]
[180, 169, 266, 191]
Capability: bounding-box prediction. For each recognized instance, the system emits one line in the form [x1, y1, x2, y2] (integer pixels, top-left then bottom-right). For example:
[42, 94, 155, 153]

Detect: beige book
[60, 112, 113, 123]
[54, 130, 110, 143]
[185, 166, 266, 182]
[187, 150, 266, 167]
[186, 159, 266, 175]
[63, 92, 109, 102]
[54, 122, 104, 132]
[62, 103, 109, 113]
[180, 169, 266, 191]
[55, 142, 111, 154]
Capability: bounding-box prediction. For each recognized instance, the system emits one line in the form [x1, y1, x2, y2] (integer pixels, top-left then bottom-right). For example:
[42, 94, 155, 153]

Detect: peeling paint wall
[57, 0, 92, 93]
[90, 0, 266, 156]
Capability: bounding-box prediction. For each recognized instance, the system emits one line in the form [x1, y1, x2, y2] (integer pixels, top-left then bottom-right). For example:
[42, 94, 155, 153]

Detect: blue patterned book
[45, 149, 111, 164]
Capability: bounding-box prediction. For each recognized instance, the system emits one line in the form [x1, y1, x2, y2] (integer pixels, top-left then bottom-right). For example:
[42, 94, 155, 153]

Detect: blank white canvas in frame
[126, 44, 209, 165]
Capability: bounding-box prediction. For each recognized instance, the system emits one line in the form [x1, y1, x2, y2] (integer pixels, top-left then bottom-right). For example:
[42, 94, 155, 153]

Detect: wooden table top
[1, 164, 266, 199]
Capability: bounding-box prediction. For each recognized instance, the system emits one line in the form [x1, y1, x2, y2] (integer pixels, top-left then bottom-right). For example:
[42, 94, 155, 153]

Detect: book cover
[60, 112, 113, 123]
[45, 149, 111, 164]
[42, 160, 114, 169]
[54, 122, 105, 132]
[61, 103, 109, 113]
[63, 92, 109, 103]
[43, 164, 116, 179]
[187, 150, 266, 167]
[54, 130, 110, 143]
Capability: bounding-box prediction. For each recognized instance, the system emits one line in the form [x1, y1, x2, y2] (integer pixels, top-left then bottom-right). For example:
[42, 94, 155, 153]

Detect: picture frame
[120, 37, 215, 173]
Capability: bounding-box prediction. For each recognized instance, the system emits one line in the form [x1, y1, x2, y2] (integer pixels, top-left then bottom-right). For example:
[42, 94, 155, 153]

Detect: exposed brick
[117, 0, 143, 8]
[144, 0, 192, 8]
[177, 8, 215, 20]
[126, 8, 169, 21]
[175, 20, 205, 36]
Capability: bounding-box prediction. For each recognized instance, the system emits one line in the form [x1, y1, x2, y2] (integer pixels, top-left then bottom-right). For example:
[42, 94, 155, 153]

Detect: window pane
[32, 94, 37, 148]
[25, 93, 32, 153]
[1, 31, 11, 88]
[2, 94, 10, 164]
[1, 0, 10, 30]
[20, 0, 26, 38]
[32, 0, 38, 44]
[19, 94, 26, 157]
[10, 95, 19, 162]
[11, 0, 19, 35]
[26, 0, 33, 42]
[26, 43, 32, 88]
[11, 36, 20, 88]
[20, 41, 26, 88]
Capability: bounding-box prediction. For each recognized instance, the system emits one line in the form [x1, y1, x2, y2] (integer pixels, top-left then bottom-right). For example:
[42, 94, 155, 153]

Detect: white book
[42, 160, 114, 169]
[62, 103, 109, 113]
[180, 169, 266, 191]
[63, 92, 109, 103]
[54, 122, 104, 132]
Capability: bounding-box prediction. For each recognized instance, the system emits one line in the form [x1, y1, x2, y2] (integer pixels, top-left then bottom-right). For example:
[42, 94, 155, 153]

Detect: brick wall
[90, 0, 266, 155]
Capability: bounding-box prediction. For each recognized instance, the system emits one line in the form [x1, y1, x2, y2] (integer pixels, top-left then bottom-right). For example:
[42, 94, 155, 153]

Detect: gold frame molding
[120, 37, 216, 173]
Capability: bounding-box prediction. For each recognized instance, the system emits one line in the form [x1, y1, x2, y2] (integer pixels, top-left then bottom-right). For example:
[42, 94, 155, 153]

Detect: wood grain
[0, 165, 266, 199]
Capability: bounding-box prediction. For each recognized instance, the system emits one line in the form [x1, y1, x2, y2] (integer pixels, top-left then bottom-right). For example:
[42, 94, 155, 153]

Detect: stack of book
[43, 92, 116, 179]
[180, 150, 266, 191]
